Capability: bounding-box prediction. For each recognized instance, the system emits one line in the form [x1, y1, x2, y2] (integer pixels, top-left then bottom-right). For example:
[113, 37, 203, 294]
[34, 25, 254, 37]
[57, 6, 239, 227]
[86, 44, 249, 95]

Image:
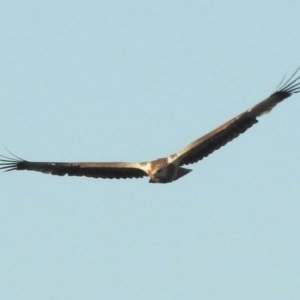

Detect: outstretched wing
[0, 155, 148, 179]
[171, 67, 300, 166]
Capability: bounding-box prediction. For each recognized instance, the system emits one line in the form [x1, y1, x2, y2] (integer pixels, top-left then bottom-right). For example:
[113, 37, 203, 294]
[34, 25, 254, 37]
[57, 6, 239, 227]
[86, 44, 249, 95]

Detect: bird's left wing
[0, 155, 148, 179]
[170, 67, 300, 166]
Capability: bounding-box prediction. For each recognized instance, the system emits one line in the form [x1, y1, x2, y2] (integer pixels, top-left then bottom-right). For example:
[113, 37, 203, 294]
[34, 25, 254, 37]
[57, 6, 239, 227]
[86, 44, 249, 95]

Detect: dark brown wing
[0, 155, 148, 179]
[171, 67, 300, 166]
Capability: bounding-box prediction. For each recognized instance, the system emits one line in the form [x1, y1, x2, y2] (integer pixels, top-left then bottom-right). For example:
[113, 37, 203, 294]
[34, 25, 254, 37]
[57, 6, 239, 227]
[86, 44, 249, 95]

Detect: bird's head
[149, 165, 191, 183]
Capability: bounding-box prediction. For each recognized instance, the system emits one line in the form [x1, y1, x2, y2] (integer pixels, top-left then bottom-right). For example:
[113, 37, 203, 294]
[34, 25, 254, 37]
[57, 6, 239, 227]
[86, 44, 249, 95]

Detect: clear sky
[0, 1, 299, 299]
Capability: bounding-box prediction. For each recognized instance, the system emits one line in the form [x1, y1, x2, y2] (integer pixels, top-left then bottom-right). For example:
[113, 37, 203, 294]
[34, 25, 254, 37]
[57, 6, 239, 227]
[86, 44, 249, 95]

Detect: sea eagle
[1, 68, 300, 183]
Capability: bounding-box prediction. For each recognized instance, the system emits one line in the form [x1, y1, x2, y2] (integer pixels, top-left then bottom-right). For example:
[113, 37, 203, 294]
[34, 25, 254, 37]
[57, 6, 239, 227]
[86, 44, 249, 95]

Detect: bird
[1, 67, 300, 183]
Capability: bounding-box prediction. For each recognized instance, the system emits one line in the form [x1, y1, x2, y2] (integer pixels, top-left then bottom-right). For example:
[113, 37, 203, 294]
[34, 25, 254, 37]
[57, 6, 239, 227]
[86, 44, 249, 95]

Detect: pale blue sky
[1, 1, 300, 299]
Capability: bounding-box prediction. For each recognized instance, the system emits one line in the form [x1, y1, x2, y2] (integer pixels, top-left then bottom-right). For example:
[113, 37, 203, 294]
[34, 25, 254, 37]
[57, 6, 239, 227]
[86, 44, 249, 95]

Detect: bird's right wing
[170, 67, 300, 166]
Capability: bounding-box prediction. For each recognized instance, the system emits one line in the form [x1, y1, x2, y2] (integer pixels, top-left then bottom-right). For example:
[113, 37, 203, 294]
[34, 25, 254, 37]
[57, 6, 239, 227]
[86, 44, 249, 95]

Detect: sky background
[0, 1, 300, 299]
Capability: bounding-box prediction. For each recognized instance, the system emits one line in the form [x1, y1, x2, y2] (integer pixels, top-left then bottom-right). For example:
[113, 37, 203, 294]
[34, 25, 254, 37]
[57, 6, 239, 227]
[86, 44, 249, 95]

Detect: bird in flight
[1, 67, 300, 183]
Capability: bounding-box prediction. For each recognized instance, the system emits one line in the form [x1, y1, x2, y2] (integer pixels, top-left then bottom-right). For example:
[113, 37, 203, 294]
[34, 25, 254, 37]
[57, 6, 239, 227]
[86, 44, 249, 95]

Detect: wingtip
[277, 66, 300, 95]
[0, 153, 25, 172]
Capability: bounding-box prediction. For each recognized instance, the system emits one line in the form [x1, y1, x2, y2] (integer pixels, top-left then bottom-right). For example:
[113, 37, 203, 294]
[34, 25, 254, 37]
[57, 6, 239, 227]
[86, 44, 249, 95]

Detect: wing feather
[172, 67, 300, 166]
[0, 155, 148, 179]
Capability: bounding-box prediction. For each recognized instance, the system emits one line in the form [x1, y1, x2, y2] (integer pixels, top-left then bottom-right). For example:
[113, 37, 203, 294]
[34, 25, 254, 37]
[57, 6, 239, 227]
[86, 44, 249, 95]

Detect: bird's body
[1, 67, 300, 183]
